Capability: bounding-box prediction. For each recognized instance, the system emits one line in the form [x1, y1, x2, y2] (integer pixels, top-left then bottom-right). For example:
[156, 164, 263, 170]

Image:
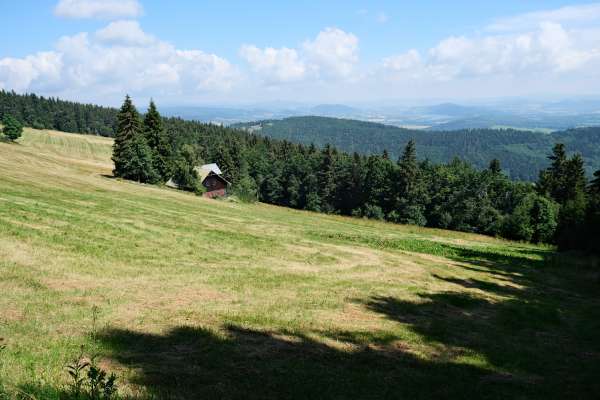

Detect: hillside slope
[0, 128, 599, 399]
[235, 116, 600, 180]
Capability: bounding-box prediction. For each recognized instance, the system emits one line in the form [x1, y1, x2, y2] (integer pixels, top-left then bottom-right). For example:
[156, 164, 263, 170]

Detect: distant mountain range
[233, 116, 600, 181]
[163, 98, 600, 131]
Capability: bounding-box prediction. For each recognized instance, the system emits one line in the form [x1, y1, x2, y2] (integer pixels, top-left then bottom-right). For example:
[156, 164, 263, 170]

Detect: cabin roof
[195, 163, 230, 185]
[166, 162, 230, 189]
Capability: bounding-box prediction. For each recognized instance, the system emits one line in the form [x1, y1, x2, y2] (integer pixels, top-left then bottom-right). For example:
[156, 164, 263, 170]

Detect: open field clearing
[1, 128, 599, 399]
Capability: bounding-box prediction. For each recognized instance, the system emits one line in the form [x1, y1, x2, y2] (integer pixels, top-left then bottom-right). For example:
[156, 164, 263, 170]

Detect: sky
[1, 0, 600, 107]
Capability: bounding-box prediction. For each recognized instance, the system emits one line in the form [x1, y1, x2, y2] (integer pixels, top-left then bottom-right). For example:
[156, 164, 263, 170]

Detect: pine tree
[583, 169, 600, 254]
[588, 169, 600, 194]
[318, 144, 337, 212]
[563, 154, 587, 202]
[111, 96, 159, 183]
[112, 95, 143, 177]
[538, 143, 568, 202]
[489, 159, 501, 174]
[2, 114, 23, 141]
[553, 153, 588, 250]
[393, 140, 427, 225]
[120, 134, 160, 183]
[143, 100, 172, 182]
[172, 144, 204, 194]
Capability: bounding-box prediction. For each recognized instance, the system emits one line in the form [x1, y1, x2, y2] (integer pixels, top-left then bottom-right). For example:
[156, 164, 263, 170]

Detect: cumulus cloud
[240, 28, 360, 85]
[383, 21, 600, 82]
[0, 21, 238, 101]
[303, 28, 359, 79]
[239, 45, 306, 83]
[383, 50, 422, 73]
[488, 3, 600, 32]
[54, 0, 143, 19]
[0, 52, 63, 92]
[95, 20, 154, 45]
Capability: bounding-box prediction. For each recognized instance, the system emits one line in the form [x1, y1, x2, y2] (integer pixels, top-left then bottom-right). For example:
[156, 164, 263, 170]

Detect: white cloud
[240, 28, 360, 86]
[488, 3, 600, 32]
[239, 45, 306, 83]
[382, 50, 423, 79]
[303, 28, 359, 79]
[54, 0, 143, 19]
[96, 20, 154, 46]
[383, 21, 600, 82]
[0, 52, 63, 92]
[0, 22, 238, 102]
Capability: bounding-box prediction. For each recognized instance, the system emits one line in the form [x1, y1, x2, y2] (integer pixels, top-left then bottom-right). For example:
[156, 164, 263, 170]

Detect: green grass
[1, 128, 599, 399]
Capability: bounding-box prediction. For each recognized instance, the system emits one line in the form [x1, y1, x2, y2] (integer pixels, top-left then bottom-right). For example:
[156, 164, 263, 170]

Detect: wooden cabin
[166, 163, 230, 198]
[196, 163, 229, 198]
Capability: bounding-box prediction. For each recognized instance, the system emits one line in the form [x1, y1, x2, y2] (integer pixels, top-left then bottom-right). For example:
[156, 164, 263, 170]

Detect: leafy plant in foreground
[65, 348, 118, 400]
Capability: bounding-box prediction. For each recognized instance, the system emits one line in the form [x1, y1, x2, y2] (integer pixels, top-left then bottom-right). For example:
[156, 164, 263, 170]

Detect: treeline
[234, 116, 600, 180]
[0, 90, 117, 136]
[3, 91, 599, 254]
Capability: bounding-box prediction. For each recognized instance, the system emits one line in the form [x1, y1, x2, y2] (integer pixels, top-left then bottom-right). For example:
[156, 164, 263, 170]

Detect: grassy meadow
[0, 128, 599, 399]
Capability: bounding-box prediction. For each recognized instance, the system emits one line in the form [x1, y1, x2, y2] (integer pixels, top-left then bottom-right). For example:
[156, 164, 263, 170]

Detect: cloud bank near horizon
[1, 0, 600, 104]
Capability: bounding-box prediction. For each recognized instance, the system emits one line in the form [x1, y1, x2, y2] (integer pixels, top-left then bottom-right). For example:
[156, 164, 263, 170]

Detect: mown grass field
[0, 128, 599, 399]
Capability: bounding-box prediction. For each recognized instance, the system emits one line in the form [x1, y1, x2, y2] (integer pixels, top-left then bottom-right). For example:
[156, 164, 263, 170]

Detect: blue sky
[1, 0, 600, 106]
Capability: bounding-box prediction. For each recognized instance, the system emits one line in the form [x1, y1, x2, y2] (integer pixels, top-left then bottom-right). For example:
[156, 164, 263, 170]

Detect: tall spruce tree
[538, 143, 568, 202]
[554, 153, 588, 250]
[393, 140, 427, 225]
[583, 169, 600, 254]
[112, 95, 158, 183]
[120, 134, 160, 183]
[489, 159, 502, 174]
[588, 169, 600, 194]
[318, 144, 337, 212]
[143, 100, 172, 182]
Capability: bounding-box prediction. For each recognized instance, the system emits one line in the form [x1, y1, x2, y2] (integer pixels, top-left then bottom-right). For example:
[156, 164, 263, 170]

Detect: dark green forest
[2, 90, 599, 254]
[234, 117, 600, 180]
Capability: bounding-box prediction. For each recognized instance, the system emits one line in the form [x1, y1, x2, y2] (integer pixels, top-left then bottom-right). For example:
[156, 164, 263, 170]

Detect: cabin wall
[203, 175, 227, 198]
[203, 188, 227, 198]
[203, 176, 227, 191]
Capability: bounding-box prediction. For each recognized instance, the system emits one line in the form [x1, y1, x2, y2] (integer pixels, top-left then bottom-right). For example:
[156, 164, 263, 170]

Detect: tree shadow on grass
[81, 241, 599, 400]
[93, 324, 525, 400]
[431, 274, 524, 297]
[362, 289, 600, 400]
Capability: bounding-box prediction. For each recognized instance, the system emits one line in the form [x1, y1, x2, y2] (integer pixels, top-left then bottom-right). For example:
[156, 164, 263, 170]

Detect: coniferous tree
[172, 144, 204, 194]
[2, 114, 23, 141]
[120, 134, 160, 183]
[583, 169, 600, 254]
[113, 95, 143, 177]
[554, 153, 588, 250]
[538, 143, 568, 202]
[393, 140, 427, 225]
[318, 144, 337, 212]
[143, 100, 172, 181]
[590, 169, 600, 194]
[489, 159, 502, 175]
[111, 95, 158, 183]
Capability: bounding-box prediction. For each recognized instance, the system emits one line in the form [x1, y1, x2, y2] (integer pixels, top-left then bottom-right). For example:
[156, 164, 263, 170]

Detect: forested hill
[2, 90, 600, 181]
[234, 116, 600, 180]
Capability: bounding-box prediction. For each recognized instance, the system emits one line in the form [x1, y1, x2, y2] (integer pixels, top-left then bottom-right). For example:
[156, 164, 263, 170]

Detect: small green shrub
[65, 348, 118, 400]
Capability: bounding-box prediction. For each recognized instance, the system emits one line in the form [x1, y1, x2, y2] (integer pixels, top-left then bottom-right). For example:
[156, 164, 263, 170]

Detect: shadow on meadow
[88, 243, 600, 400]
[93, 324, 522, 400]
[17, 242, 600, 400]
